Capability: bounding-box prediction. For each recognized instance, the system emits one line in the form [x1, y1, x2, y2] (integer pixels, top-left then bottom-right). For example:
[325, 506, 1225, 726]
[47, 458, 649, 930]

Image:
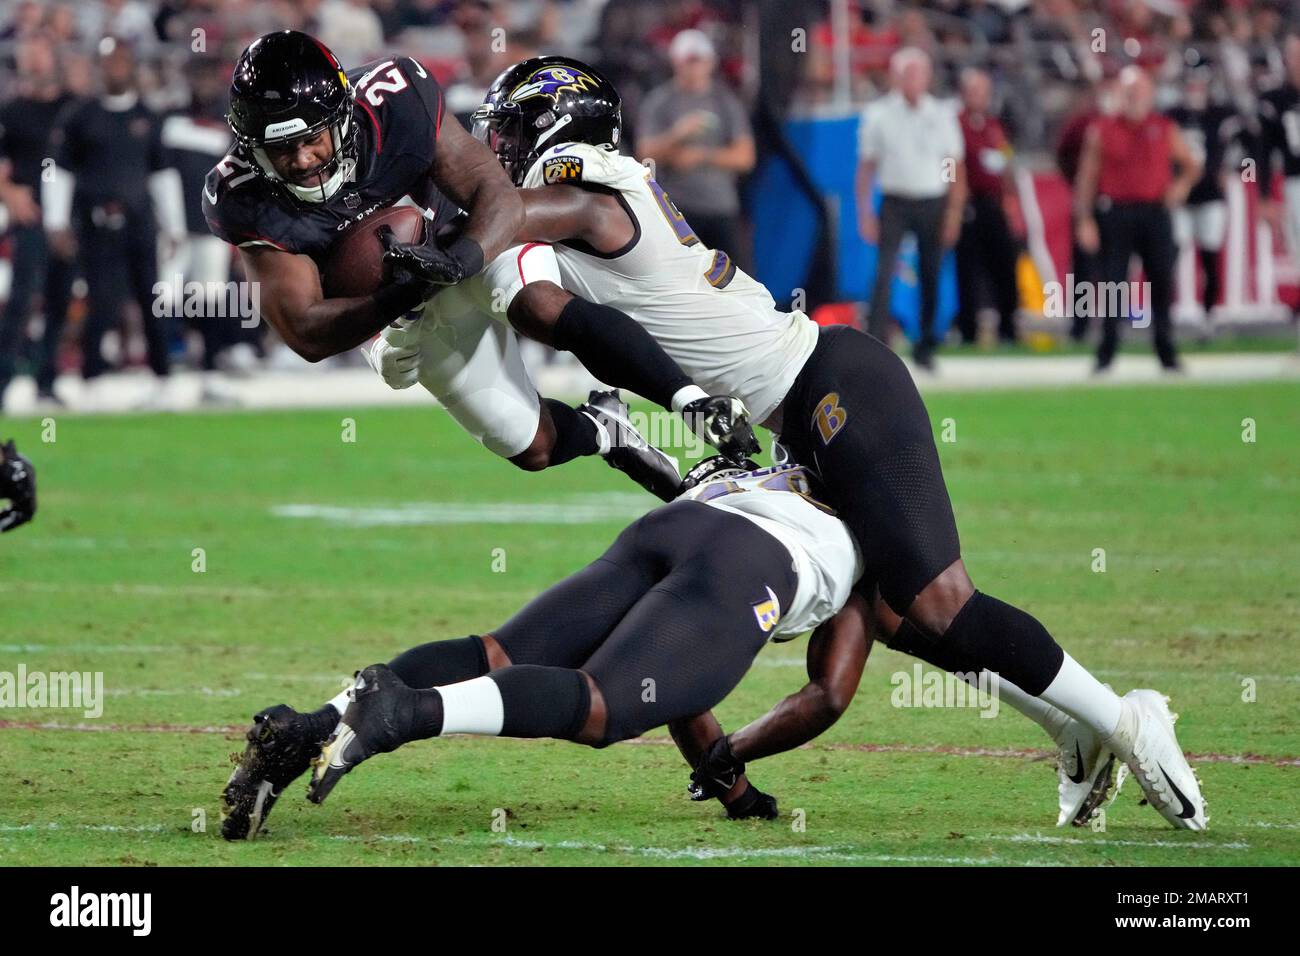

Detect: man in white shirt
[857, 48, 966, 369]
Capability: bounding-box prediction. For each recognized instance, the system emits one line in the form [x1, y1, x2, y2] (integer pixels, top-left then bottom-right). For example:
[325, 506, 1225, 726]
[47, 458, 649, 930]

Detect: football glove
[365, 316, 423, 390]
[682, 395, 761, 464]
[0, 439, 36, 533]
[723, 782, 779, 821]
[379, 224, 483, 288]
[688, 735, 746, 802]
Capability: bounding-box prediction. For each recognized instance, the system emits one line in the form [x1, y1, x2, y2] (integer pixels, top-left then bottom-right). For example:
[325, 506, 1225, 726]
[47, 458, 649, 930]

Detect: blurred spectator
[1057, 82, 1103, 341]
[0, 33, 78, 412]
[955, 67, 1019, 345]
[1257, 34, 1300, 285]
[42, 37, 186, 408]
[317, 0, 386, 69]
[159, 57, 252, 406]
[1073, 66, 1199, 372]
[638, 28, 755, 257]
[1168, 68, 1244, 322]
[857, 47, 965, 369]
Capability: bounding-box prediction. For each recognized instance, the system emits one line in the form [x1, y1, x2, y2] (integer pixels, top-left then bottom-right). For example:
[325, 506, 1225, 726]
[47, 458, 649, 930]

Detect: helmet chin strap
[257, 118, 354, 203]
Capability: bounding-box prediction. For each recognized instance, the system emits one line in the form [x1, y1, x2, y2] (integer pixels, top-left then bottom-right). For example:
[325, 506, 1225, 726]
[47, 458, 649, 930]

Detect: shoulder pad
[523, 142, 624, 189]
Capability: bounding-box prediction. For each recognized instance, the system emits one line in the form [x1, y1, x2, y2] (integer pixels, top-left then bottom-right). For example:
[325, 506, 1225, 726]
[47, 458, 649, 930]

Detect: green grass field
[1, 379, 1297, 866]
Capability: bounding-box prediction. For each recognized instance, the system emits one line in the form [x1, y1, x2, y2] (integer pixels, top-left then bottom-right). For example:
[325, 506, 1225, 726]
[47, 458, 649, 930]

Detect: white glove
[365, 317, 423, 389]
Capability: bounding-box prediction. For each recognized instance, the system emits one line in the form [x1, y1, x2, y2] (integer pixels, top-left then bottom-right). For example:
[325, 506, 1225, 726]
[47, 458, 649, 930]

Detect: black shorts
[780, 326, 961, 613]
[492, 500, 797, 743]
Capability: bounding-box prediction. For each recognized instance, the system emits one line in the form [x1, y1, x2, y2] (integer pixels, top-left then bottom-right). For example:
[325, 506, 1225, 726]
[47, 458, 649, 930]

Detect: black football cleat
[221, 704, 333, 840]
[682, 395, 761, 464]
[307, 665, 419, 806]
[579, 389, 682, 502]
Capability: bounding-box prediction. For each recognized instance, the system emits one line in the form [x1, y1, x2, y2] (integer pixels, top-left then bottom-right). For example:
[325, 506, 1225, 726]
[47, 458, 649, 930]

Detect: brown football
[321, 204, 425, 299]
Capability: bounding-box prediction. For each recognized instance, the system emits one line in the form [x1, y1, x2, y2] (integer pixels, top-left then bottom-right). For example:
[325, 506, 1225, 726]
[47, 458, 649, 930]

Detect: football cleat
[307, 665, 417, 806]
[1105, 689, 1207, 831]
[1054, 718, 1117, 827]
[221, 704, 334, 840]
[682, 395, 761, 464]
[579, 389, 682, 502]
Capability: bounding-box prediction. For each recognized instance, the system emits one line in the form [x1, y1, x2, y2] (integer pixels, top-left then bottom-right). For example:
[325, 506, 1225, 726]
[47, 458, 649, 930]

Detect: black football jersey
[202, 56, 459, 263]
[0, 93, 74, 189]
[1257, 83, 1300, 186]
[1167, 103, 1243, 204]
[51, 95, 170, 214]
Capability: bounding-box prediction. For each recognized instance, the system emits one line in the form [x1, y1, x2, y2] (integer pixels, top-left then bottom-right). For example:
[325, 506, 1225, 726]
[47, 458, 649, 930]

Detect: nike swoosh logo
[1067, 740, 1087, 784]
[1159, 762, 1199, 819]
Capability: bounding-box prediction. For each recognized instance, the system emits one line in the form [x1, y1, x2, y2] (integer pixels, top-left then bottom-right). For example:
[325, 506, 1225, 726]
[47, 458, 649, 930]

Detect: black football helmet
[471, 56, 621, 185]
[227, 31, 357, 204]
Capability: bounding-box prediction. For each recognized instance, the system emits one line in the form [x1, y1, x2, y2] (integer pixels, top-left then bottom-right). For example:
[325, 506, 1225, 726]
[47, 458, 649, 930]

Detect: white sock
[1038, 653, 1123, 738]
[327, 689, 351, 716]
[670, 384, 709, 414]
[995, 676, 1073, 741]
[437, 676, 505, 736]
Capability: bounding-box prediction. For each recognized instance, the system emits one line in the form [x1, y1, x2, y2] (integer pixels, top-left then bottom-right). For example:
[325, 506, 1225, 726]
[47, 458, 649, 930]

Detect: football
[321, 204, 425, 299]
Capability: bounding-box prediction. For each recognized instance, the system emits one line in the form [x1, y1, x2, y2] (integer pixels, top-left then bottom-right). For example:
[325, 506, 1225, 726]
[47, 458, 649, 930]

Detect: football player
[0, 439, 36, 532]
[202, 31, 757, 501]
[220, 456, 1202, 834]
[375, 56, 1207, 830]
[222, 455, 864, 835]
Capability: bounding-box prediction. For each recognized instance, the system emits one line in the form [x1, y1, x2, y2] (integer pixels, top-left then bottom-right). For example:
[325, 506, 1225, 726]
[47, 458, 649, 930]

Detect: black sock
[490, 665, 591, 740]
[411, 689, 445, 738]
[544, 398, 601, 464]
[939, 592, 1065, 696]
[305, 705, 341, 741]
[387, 636, 488, 687]
[1199, 248, 1220, 315]
[553, 297, 694, 409]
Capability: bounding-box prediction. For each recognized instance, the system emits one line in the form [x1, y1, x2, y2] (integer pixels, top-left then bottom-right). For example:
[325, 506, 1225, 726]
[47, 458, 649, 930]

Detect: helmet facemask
[247, 111, 357, 204]
[471, 103, 576, 186]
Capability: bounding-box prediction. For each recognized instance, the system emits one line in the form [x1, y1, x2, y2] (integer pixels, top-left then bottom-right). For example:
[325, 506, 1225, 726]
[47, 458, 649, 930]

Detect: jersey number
[357, 62, 409, 107]
[646, 175, 735, 289]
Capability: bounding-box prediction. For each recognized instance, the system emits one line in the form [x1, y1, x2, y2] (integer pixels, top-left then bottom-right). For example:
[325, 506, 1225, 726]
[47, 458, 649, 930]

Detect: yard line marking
[272, 495, 651, 527]
[0, 823, 1063, 865]
[986, 833, 1250, 850]
[1, 720, 1297, 768]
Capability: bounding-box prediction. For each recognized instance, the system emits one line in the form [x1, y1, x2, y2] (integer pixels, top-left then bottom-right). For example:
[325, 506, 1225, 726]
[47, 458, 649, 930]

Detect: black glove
[379, 223, 484, 288]
[688, 735, 745, 802]
[724, 782, 779, 821]
[682, 395, 761, 464]
[0, 439, 36, 533]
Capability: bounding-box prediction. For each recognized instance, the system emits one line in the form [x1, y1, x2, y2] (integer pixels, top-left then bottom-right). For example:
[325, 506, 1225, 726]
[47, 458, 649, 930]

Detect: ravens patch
[543, 155, 584, 184]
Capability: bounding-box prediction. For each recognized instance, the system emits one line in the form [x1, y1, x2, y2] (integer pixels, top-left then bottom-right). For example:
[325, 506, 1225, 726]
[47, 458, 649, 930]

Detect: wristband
[444, 234, 485, 278]
[374, 280, 431, 320]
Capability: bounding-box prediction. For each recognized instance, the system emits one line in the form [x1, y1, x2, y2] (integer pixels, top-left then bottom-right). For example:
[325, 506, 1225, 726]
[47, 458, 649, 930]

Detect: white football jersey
[679, 464, 863, 641]
[522, 142, 819, 423]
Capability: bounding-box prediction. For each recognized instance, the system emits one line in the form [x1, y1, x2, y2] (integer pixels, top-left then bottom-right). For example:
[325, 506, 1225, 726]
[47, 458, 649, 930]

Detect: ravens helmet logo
[509, 66, 600, 105]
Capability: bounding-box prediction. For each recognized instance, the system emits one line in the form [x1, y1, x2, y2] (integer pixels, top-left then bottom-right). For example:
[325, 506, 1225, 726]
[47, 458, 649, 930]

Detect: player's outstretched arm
[239, 245, 428, 362]
[430, 118, 524, 272]
[730, 592, 873, 762]
[667, 592, 874, 819]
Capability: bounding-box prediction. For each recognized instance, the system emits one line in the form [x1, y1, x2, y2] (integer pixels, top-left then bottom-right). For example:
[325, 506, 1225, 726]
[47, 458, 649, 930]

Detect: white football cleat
[1106, 689, 1207, 830]
[1054, 718, 1116, 827]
